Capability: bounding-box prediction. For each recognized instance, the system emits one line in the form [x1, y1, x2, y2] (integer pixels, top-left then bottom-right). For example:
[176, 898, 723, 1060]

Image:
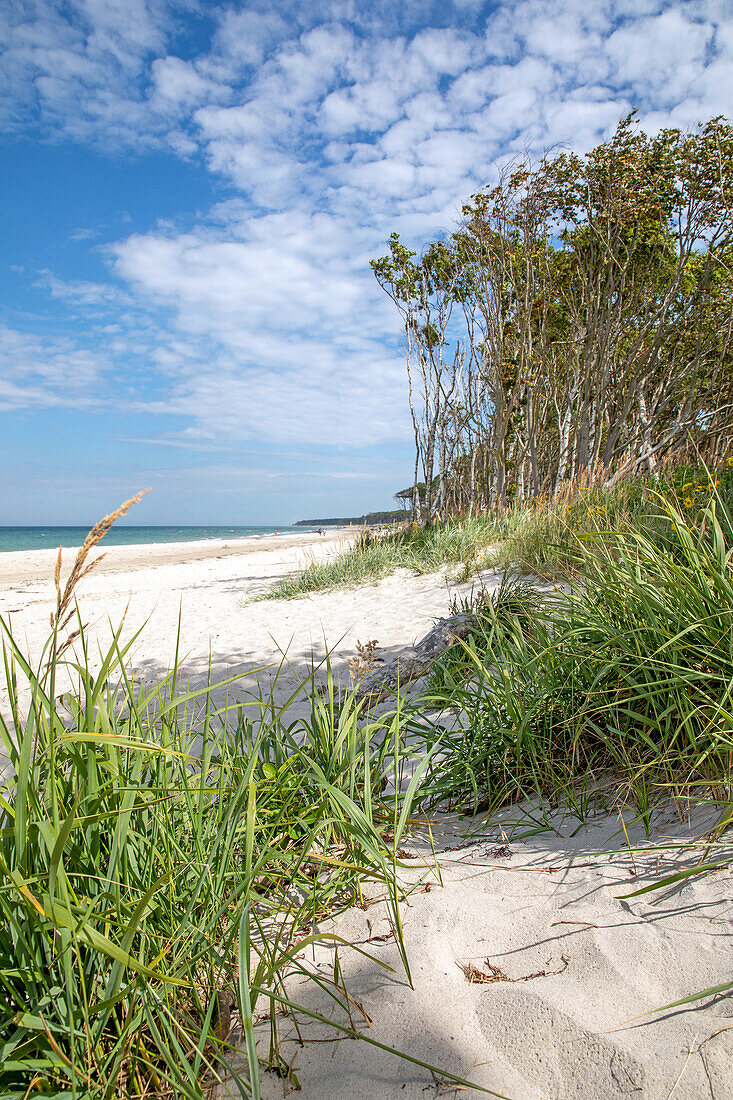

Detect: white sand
[0, 528, 475, 720]
[1, 533, 731, 1098]
[227, 804, 733, 1100]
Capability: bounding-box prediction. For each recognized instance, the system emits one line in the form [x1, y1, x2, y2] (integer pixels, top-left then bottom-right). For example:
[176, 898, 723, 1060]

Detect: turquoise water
[0, 526, 315, 553]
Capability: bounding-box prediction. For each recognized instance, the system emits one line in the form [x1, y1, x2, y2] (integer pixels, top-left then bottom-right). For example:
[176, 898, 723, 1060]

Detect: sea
[0, 525, 316, 554]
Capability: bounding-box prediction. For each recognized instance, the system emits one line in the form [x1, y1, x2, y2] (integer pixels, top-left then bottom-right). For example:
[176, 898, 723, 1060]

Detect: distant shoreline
[0, 527, 351, 587]
[294, 511, 405, 527]
[0, 524, 320, 554]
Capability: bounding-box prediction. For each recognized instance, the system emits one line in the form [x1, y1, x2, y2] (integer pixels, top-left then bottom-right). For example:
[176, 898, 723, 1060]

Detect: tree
[373, 115, 733, 517]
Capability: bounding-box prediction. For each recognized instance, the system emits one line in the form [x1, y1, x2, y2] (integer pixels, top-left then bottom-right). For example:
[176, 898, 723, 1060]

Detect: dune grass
[405, 494, 733, 1013]
[0, 620, 425, 1098]
[0, 505, 494, 1100]
[410, 492, 733, 828]
[261, 463, 733, 600]
[260, 516, 499, 599]
[491, 461, 733, 579]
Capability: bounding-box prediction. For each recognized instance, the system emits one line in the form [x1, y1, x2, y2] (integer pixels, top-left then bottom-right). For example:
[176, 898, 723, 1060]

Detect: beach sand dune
[227, 807, 732, 1100]
[1, 532, 730, 1098]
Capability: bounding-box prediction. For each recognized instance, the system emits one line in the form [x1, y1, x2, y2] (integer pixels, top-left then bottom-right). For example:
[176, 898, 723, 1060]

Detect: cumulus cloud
[37, 272, 135, 307]
[3, 0, 733, 456]
[150, 55, 230, 111]
[0, 0, 178, 143]
[110, 205, 408, 446]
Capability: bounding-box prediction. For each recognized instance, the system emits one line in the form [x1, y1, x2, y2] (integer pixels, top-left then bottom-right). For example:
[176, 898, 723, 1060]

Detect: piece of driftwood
[354, 612, 476, 707]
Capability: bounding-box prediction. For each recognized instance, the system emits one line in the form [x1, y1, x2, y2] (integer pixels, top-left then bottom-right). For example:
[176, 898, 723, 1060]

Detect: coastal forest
[372, 115, 733, 521]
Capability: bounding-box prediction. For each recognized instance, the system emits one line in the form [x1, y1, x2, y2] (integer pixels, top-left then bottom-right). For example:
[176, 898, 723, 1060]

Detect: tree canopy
[372, 115, 733, 519]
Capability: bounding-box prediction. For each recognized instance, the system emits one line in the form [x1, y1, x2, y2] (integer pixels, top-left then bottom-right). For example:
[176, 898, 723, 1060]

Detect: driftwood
[354, 612, 476, 708]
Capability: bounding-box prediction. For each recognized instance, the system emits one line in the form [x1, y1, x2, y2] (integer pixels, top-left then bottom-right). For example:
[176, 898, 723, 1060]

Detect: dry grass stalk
[51, 488, 150, 650]
[348, 639, 381, 683]
[459, 955, 570, 984]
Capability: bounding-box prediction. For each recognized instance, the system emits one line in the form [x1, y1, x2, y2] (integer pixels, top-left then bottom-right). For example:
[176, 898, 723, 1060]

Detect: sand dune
[2, 532, 730, 1098]
[226, 807, 732, 1100]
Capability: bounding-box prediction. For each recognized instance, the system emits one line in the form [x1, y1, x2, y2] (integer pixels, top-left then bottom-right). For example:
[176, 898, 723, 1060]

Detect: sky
[2, 0, 733, 525]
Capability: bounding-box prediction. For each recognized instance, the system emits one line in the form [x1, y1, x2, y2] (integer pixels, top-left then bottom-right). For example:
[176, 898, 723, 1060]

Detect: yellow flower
[566, 504, 572, 513]
[683, 497, 694, 508]
[728, 457, 733, 466]
[682, 481, 693, 490]
[715, 479, 720, 486]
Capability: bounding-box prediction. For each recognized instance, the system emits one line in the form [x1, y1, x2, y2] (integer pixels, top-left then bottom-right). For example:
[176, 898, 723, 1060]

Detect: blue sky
[2, 0, 732, 524]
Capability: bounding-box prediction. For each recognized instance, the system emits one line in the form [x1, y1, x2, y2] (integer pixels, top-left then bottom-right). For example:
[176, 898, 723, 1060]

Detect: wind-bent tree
[372, 237, 466, 522]
[373, 115, 733, 519]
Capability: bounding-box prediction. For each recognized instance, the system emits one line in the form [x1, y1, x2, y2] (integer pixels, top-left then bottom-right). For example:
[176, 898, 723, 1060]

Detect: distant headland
[294, 510, 405, 527]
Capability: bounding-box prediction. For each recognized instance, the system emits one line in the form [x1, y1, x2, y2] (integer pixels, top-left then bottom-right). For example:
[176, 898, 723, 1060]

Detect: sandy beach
[229, 805, 732, 1100]
[0, 528, 344, 586]
[1, 530, 731, 1099]
[0, 527, 479, 721]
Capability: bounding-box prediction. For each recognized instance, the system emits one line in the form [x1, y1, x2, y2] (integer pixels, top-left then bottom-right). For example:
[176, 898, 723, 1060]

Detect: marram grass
[0, 622, 399, 1097]
[261, 463, 733, 600]
[0, 503, 497, 1100]
[260, 516, 499, 600]
[410, 493, 733, 826]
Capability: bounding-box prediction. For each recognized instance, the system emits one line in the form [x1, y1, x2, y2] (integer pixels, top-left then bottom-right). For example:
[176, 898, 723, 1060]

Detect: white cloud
[110, 204, 408, 447]
[0, 0, 179, 142]
[150, 55, 229, 110]
[607, 9, 712, 94]
[38, 272, 134, 307]
[4, 0, 733, 458]
[0, 325, 107, 411]
[209, 8, 287, 72]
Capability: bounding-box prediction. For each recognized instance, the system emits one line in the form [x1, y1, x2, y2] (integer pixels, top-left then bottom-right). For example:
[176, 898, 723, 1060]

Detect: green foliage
[374, 114, 733, 517]
[294, 510, 405, 526]
[260, 517, 499, 599]
[410, 492, 733, 826]
[492, 463, 733, 578]
[426, 576, 543, 694]
[0, 617, 428, 1098]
